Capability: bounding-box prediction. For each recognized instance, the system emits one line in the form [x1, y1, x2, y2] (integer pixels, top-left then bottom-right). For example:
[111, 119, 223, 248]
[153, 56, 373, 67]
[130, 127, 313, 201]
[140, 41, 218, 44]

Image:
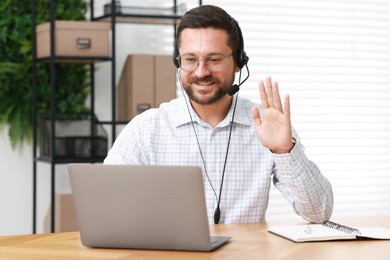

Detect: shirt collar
[174, 95, 252, 128]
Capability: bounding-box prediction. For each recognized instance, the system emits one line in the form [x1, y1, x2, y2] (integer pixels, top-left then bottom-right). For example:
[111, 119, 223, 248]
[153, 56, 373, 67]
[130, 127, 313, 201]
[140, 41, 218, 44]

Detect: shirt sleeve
[271, 137, 334, 223]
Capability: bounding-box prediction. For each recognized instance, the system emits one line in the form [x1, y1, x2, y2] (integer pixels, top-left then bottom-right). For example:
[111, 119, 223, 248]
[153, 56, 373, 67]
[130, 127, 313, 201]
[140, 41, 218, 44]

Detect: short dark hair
[175, 5, 242, 65]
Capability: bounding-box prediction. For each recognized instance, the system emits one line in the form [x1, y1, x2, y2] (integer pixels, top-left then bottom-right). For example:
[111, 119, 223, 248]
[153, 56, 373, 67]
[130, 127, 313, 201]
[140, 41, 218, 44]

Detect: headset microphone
[227, 84, 240, 96]
[226, 63, 250, 96]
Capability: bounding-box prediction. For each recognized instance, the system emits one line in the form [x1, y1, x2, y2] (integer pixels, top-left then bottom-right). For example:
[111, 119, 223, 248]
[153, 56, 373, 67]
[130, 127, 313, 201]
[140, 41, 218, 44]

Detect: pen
[304, 225, 312, 234]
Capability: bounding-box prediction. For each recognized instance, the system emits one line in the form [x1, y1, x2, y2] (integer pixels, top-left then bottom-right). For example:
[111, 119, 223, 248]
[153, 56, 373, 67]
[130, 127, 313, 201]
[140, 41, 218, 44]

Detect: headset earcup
[173, 47, 179, 68]
[236, 22, 248, 69]
[241, 51, 249, 68]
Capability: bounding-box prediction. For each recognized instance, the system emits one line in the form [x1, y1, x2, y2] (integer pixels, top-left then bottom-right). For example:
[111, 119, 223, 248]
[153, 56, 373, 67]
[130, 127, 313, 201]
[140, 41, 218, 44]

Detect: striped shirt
[104, 95, 333, 224]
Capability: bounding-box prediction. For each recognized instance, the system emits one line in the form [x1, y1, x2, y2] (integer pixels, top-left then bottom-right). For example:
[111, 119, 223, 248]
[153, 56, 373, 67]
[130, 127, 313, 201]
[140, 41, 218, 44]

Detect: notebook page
[268, 224, 356, 242]
[357, 227, 390, 239]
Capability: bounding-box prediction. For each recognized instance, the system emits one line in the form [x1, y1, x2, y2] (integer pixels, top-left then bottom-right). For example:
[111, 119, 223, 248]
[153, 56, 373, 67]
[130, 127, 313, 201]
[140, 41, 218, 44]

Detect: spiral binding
[322, 220, 361, 236]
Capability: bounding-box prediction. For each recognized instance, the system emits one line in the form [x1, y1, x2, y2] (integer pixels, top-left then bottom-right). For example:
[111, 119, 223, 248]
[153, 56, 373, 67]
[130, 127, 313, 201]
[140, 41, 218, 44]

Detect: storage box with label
[36, 20, 111, 59]
[117, 54, 176, 121]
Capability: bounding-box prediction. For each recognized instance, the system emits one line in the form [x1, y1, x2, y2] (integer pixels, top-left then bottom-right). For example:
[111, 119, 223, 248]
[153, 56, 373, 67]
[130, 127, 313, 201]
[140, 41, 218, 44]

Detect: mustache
[188, 76, 218, 85]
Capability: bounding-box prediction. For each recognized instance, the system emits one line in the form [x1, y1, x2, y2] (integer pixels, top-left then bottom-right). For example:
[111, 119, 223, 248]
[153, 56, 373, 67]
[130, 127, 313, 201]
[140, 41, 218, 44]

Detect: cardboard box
[44, 193, 78, 233]
[117, 54, 176, 121]
[154, 55, 177, 106]
[36, 20, 110, 59]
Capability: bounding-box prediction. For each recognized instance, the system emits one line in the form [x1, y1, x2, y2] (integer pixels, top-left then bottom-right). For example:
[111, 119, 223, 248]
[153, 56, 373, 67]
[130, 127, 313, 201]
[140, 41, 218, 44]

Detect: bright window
[203, 0, 390, 220]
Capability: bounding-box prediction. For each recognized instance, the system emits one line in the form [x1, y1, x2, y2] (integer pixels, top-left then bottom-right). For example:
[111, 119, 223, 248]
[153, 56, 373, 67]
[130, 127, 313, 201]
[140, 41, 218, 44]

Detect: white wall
[0, 127, 73, 235]
[0, 127, 32, 235]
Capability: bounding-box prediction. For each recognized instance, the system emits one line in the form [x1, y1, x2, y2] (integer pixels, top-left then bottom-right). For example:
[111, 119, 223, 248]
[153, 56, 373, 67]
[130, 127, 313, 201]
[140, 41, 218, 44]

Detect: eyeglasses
[176, 53, 233, 72]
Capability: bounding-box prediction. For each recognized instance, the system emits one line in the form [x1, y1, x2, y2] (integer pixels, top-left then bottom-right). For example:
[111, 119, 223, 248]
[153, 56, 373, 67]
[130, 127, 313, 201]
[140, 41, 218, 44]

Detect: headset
[173, 20, 249, 70]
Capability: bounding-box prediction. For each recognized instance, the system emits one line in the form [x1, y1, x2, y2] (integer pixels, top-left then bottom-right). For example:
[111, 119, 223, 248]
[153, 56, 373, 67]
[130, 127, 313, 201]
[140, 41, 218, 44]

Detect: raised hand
[251, 76, 294, 154]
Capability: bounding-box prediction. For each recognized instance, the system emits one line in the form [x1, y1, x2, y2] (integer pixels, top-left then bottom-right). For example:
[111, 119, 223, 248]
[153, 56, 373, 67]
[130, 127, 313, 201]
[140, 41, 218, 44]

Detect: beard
[183, 75, 232, 105]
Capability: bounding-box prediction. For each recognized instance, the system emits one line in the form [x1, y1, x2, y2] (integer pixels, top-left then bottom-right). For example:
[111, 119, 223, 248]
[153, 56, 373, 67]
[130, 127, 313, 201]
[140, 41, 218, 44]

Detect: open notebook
[268, 220, 390, 242]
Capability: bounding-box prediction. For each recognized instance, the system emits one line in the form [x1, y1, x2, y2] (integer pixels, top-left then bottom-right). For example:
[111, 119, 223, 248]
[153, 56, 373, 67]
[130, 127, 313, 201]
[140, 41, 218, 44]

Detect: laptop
[68, 164, 231, 251]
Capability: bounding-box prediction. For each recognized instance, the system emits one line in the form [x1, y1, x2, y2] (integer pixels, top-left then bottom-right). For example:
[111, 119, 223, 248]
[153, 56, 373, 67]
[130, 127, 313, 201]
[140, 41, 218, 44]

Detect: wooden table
[1, 217, 389, 259]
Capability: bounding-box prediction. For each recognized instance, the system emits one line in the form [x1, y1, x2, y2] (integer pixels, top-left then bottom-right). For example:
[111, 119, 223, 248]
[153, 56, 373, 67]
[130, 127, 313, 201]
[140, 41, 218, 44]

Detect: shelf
[94, 2, 185, 25]
[37, 156, 104, 164]
[93, 13, 182, 25]
[97, 120, 129, 125]
[37, 56, 112, 63]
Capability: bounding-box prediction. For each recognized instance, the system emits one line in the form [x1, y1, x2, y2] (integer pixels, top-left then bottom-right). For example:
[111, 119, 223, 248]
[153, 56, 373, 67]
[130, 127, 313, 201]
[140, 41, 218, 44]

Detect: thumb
[251, 106, 262, 127]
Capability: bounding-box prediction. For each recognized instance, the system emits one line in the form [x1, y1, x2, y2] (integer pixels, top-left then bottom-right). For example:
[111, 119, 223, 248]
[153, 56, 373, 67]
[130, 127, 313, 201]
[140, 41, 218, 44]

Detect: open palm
[251, 77, 294, 154]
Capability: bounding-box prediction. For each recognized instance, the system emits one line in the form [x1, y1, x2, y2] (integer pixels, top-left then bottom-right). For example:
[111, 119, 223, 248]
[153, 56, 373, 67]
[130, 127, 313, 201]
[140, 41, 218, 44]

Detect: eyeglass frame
[175, 53, 234, 72]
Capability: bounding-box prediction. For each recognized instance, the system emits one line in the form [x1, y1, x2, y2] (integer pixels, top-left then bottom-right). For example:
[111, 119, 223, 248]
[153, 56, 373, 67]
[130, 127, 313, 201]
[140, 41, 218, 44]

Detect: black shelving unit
[32, 0, 201, 234]
[31, 0, 112, 234]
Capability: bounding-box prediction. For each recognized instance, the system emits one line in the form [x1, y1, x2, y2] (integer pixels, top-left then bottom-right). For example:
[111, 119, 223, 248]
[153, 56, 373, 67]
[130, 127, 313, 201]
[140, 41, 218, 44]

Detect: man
[104, 5, 333, 224]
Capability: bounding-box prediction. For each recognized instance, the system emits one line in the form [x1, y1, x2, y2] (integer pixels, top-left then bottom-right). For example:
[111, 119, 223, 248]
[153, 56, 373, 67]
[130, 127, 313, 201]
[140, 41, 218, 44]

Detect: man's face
[178, 28, 240, 105]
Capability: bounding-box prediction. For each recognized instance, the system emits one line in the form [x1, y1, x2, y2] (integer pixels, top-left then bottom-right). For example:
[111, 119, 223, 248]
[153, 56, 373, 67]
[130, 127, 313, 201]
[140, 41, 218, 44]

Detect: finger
[272, 81, 283, 112]
[259, 80, 269, 108]
[265, 76, 274, 108]
[284, 94, 291, 119]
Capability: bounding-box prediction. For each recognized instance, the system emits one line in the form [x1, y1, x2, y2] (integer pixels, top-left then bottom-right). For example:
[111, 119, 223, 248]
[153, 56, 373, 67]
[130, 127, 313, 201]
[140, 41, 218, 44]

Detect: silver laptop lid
[68, 164, 230, 251]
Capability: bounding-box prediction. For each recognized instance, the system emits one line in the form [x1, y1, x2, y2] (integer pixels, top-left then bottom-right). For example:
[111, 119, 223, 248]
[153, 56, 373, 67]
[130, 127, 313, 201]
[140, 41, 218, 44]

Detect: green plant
[0, 0, 90, 148]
